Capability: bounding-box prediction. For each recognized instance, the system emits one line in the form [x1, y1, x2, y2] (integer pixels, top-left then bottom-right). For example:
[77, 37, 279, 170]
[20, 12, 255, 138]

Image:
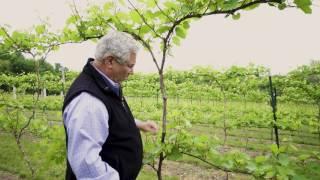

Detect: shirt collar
[91, 62, 120, 89]
[90, 61, 121, 96]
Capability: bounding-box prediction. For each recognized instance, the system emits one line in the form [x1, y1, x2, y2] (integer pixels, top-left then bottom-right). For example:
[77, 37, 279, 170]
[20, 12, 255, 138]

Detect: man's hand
[135, 119, 159, 134]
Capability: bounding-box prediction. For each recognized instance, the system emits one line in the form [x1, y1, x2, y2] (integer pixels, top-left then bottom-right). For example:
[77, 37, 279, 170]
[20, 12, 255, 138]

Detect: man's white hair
[95, 31, 139, 64]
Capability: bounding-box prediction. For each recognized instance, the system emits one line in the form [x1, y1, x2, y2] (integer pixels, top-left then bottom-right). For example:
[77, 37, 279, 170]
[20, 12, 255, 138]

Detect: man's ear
[104, 56, 114, 65]
[104, 56, 117, 69]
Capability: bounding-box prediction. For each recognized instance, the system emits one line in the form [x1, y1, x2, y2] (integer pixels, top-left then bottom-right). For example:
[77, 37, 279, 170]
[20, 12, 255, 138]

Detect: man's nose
[129, 68, 134, 75]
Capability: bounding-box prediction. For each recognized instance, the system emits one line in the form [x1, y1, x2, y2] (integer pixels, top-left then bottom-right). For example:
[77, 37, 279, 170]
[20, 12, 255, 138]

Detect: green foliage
[294, 0, 312, 13]
[232, 13, 241, 20]
[1, 61, 319, 105]
[0, 35, 62, 74]
[0, 24, 60, 59]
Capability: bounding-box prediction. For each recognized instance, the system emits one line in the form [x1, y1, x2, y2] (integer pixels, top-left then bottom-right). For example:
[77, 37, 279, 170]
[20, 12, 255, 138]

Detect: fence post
[42, 88, 47, 98]
[60, 67, 66, 98]
[269, 74, 280, 149]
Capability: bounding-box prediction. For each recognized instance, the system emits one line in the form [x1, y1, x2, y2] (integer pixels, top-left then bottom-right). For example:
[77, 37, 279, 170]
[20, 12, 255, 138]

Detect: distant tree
[0, 59, 10, 73]
[0, 47, 24, 74]
[54, 63, 63, 72]
[38, 59, 54, 73]
[0, 56, 55, 74]
[0, 45, 55, 74]
[54, 62, 69, 73]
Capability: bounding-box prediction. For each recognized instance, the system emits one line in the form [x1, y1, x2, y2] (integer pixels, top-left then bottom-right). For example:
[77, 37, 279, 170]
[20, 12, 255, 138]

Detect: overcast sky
[0, 0, 319, 74]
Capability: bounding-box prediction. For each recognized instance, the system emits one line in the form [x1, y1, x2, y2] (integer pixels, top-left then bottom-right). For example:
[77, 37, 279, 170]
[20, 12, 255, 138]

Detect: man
[63, 31, 158, 180]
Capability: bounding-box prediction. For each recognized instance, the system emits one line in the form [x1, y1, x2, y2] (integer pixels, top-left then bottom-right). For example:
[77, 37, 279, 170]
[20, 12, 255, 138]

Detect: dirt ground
[145, 160, 251, 180]
[0, 159, 251, 180]
[0, 171, 19, 180]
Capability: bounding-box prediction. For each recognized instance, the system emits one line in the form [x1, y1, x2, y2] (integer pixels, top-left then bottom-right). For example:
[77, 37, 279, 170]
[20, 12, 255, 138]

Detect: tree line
[0, 47, 67, 75]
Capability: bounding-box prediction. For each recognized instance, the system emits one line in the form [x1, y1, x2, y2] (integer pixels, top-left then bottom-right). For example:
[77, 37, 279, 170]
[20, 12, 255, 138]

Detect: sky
[0, 0, 319, 75]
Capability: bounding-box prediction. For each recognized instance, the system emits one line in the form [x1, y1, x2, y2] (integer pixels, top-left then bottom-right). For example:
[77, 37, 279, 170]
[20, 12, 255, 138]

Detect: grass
[0, 132, 38, 179]
[0, 132, 67, 180]
[137, 169, 178, 180]
[0, 131, 177, 180]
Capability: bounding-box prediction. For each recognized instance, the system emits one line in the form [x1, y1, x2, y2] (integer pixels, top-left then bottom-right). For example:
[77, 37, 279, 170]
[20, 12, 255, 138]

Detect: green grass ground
[0, 132, 177, 179]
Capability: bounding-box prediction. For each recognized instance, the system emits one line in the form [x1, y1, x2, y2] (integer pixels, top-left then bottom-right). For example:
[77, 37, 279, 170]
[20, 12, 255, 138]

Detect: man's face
[112, 52, 136, 83]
